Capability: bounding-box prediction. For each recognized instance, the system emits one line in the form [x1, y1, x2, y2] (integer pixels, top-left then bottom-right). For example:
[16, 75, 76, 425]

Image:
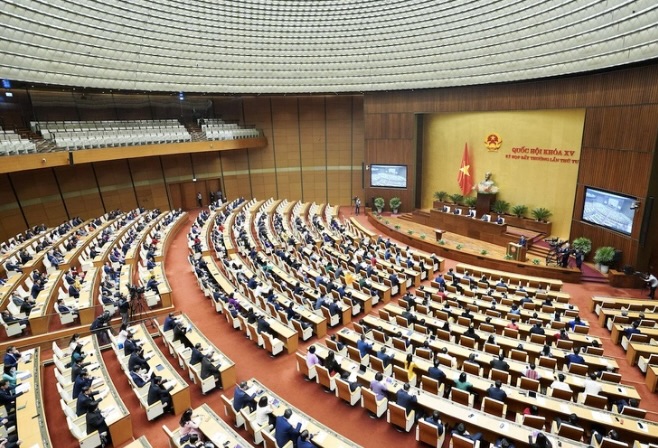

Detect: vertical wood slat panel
[94, 160, 138, 212]
[0, 175, 26, 244]
[10, 169, 68, 228]
[55, 164, 105, 220]
[582, 105, 658, 151]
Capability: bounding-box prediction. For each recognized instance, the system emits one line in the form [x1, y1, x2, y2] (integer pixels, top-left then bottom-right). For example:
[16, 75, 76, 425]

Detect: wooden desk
[205, 257, 298, 354]
[154, 211, 188, 262]
[336, 328, 649, 443]
[10, 348, 53, 448]
[611, 323, 658, 345]
[591, 296, 656, 314]
[646, 365, 658, 392]
[165, 403, 251, 447]
[91, 336, 133, 446]
[627, 341, 658, 367]
[318, 338, 588, 448]
[122, 436, 153, 448]
[147, 263, 172, 308]
[174, 313, 237, 390]
[78, 267, 100, 325]
[133, 323, 191, 415]
[455, 263, 564, 293]
[247, 378, 363, 448]
[28, 270, 63, 334]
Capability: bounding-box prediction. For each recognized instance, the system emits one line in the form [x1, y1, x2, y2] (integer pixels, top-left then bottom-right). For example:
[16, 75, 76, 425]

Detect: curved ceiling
[1, 0, 657, 93]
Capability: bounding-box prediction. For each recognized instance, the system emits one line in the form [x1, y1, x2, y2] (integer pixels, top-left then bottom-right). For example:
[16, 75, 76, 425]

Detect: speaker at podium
[507, 242, 527, 262]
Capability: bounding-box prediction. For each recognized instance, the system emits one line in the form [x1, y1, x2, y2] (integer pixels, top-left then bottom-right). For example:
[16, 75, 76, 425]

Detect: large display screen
[370, 164, 407, 189]
[582, 187, 636, 235]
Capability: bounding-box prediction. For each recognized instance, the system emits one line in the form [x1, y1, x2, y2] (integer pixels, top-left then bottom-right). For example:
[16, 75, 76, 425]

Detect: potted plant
[434, 191, 448, 208]
[448, 193, 464, 205]
[594, 246, 616, 274]
[531, 207, 552, 222]
[492, 200, 510, 215]
[571, 237, 592, 256]
[464, 196, 477, 208]
[389, 197, 402, 214]
[511, 204, 528, 218]
[374, 197, 385, 214]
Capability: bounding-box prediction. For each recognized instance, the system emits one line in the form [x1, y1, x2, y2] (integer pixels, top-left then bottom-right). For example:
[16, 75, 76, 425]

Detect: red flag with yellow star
[457, 143, 473, 195]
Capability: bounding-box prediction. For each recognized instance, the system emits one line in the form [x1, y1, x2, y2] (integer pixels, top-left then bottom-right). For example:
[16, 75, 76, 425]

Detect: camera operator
[90, 311, 112, 345]
[118, 294, 130, 326]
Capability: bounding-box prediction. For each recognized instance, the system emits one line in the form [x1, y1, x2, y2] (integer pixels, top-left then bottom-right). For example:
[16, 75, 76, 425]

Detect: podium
[476, 193, 496, 217]
[507, 242, 527, 262]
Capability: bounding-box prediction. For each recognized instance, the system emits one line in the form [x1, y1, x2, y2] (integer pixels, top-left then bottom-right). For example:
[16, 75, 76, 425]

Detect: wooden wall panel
[10, 169, 67, 228]
[162, 154, 193, 183]
[578, 147, 653, 198]
[0, 175, 26, 243]
[299, 97, 327, 203]
[128, 158, 169, 210]
[582, 105, 658, 151]
[55, 165, 104, 220]
[94, 160, 138, 212]
[191, 153, 222, 179]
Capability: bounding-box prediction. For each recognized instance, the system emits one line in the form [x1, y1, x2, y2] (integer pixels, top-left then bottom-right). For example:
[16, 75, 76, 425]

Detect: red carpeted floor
[42, 206, 658, 448]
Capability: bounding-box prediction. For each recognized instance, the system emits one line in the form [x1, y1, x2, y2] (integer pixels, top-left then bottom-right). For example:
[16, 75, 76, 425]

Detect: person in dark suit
[148, 376, 174, 413]
[163, 313, 178, 332]
[76, 386, 100, 416]
[487, 380, 507, 402]
[128, 347, 150, 373]
[3, 347, 21, 370]
[529, 323, 545, 336]
[427, 358, 446, 382]
[357, 334, 373, 358]
[489, 354, 510, 372]
[623, 321, 642, 338]
[275, 408, 302, 448]
[564, 347, 585, 367]
[70, 356, 91, 383]
[0, 380, 23, 411]
[232, 381, 256, 412]
[395, 382, 418, 417]
[376, 346, 393, 368]
[189, 343, 204, 366]
[297, 430, 315, 448]
[85, 401, 111, 445]
[424, 410, 444, 436]
[200, 354, 222, 387]
[123, 334, 140, 356]
[72, 370, 95, 399]
[130, 365, 150, 388]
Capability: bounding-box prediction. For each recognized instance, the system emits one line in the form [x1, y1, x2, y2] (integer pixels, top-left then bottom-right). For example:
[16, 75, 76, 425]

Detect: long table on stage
[428, 209, 511, 245]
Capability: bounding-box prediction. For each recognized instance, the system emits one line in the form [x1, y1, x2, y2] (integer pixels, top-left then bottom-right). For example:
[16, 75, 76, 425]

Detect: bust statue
[475, 172, 499, 194]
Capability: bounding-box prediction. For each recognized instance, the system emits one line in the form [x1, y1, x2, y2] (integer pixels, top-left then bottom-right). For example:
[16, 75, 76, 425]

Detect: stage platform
[367, 211, 582, 283]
